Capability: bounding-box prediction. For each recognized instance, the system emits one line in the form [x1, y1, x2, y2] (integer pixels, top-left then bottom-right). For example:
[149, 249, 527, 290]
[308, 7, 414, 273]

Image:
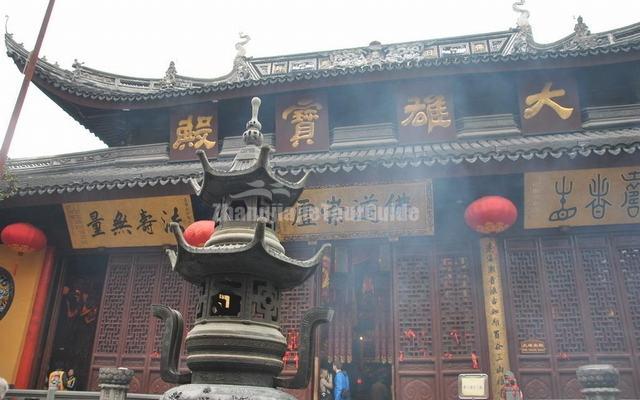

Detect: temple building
[1, 7, 640, 400]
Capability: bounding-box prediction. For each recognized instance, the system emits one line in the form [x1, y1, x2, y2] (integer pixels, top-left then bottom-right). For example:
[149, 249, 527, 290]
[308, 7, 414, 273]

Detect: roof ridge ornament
[161, 61, 177, 88]
[512, 0, 531, 33]
[235, 32, 251, 59]
[4, 15, 9, 35]
[571, 15, 597, 49]
[71, 58, 84, 81]
[242, 97, 263, 146]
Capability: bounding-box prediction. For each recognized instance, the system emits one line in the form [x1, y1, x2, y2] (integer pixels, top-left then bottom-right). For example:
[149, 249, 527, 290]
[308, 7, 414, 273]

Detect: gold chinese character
[401, 95, 451, 134]
[523, 82, 574, 120]
[282, 99, 322, 148]
[172, 115, 216, 151]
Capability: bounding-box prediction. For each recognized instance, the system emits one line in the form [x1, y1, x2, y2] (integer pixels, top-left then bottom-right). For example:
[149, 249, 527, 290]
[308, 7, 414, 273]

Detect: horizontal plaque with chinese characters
[276, 181, 434, 241]
[518, 74, 581, 135]
[524, 166, 640, 229]
[395, 82, 456, 144]
[63, 195, 194, 249]
[169, 103, 218, 161]
[276, 91, 329, 153]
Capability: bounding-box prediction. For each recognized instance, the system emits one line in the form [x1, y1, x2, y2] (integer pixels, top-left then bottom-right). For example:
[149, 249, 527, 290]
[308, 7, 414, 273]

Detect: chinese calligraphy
[137, 209, 158, 234]
[172, 115, 216, 151]
[585, 173, 611, 219]
[523, 82, 574, 120]
[401, 95, 452, 134]
[277, 182, 433, 240]
[64, 196, 195, 249]
[111, 211, 132, 235]
[480, 237, 511, 399]
[622, 171, 640, 218]
[548, 176, 577, 222]
[526, 167, 640, 229]
[86, 211, 105, 237]
[282, 99, 322, 148]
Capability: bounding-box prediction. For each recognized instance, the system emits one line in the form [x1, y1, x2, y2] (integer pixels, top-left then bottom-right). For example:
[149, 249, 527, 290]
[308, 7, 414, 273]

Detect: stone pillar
[577, 364, 620, 400]
[98, 367, 134, 400]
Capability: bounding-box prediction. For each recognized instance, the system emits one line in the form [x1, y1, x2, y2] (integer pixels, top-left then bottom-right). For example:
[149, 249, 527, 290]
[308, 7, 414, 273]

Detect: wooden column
[479, 237, 511, 400]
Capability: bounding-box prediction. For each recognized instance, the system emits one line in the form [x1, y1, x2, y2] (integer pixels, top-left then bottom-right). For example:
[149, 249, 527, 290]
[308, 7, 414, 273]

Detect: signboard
[524, 166, 640, 229]
[480, 237, 511, 397]
[63, 195, 194, 249]
[458, 374, 489, 399]
[276, 181, 434, 241]
[395, 82, 456, 144]
[520, 339, 546, 354]
[518, 74, 581, 135]
[276, 91, 330, 153]
[169, 103, 219, 161]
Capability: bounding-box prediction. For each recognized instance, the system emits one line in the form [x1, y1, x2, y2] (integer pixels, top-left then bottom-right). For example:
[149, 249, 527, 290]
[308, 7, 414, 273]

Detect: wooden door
[392, 240, 487, 400]
[88, 253, 199, 393]
[503, 233, 640, 399]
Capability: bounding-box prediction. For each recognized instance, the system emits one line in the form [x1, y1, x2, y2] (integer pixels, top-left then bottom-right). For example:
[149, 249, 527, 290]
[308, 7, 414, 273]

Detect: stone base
[161, 384, 297, 400]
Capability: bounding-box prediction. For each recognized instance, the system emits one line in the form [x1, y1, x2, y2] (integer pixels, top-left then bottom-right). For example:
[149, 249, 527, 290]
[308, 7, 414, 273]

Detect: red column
[14, 247, 56, 388]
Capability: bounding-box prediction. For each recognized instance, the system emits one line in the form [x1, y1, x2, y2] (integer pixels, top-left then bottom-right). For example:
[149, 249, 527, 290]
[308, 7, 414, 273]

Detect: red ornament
[1, 223, 47, 254]
[464, 196, 518, 234]
[183, 220, 215, 247]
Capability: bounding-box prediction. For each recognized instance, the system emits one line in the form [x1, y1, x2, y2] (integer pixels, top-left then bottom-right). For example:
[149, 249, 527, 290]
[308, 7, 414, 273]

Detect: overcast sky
[1, 0, 638, 159]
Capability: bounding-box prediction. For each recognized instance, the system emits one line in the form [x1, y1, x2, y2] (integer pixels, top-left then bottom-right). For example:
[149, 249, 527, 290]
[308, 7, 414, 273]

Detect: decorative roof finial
[512, 1, 531, 32]
[242, 97, 263, 146]
[161, 61, 177, 88]
[5, 15, 10, 35]
[574, 16, 591, 37]
[235, 32, 251, 59]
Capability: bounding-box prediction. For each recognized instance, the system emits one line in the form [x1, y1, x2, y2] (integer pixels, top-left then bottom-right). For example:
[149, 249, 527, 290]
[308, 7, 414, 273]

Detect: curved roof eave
[5, 20, 640, 108]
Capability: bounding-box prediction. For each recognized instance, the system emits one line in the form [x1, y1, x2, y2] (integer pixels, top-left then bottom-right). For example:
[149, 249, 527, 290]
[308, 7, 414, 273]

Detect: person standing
[47, 366, 66, 390]
[65, 369, 77, 390]
[333, 361, 350, 400]
[319, 368, 333, 400]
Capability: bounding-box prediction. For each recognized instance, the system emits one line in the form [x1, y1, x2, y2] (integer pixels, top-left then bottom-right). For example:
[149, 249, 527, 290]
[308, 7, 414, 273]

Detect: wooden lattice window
[437, 254, 476, 356]
[395, 252, 432, 359]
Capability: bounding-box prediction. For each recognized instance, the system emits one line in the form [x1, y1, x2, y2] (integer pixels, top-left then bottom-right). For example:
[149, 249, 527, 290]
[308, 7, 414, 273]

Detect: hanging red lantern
[464, 196, 517, 234]
[1, 223, 47, 254]
[183, 220, 215, 247]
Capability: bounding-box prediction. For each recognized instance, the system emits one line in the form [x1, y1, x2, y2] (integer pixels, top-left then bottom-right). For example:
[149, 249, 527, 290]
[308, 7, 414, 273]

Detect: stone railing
[5, 368, 159, 400]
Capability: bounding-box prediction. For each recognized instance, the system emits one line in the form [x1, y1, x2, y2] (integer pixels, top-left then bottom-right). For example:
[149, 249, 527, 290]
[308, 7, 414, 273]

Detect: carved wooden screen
[503, 233, 640, 399]
[279, 244, 317, 400]
[393, 240, 485, 400]
[89, 253, 199, 394]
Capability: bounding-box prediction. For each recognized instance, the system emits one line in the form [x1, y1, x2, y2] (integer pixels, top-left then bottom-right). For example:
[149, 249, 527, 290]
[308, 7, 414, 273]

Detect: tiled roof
[5, 19, 640, 103]
[6, 127, 640, 198]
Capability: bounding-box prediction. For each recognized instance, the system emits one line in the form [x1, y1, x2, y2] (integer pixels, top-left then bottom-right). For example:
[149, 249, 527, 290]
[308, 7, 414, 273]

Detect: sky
[0, 0, 639, 159]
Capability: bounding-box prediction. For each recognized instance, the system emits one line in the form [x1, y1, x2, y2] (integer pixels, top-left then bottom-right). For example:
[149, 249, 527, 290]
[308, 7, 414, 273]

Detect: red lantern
[464, 196, 517, 234]
[183, 220, 215, 247]
[1, 223, 47, 254]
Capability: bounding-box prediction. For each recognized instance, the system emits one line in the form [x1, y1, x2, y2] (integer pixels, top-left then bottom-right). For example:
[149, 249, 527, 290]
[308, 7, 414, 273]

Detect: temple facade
[1, 8, 640, 400]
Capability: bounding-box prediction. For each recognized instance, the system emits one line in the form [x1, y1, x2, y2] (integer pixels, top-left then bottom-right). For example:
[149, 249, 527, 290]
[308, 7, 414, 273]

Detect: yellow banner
[480, 237, 510, 399]
[63, 196, 194, 249]
[277, 181, 434, 241]
[525, 166, 640, 229]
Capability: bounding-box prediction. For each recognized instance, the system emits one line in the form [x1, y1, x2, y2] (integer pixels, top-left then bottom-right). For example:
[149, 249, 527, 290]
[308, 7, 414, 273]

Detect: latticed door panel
[395, 248, 433, 361]
[90, 253, 198, 393]
[614, 235, 640, 352]
[504, 234, 640, 399]
[576, 237, 628, 354]
[393, 241, 484, 400]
